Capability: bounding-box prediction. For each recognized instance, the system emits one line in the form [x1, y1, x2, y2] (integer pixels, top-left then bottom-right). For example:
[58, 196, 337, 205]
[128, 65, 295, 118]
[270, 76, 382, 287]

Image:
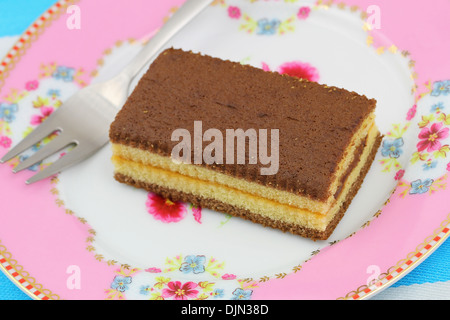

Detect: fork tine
[13, 134, 74, 173]
[0, 117, 60, 163]
[25, 144, 98, 185]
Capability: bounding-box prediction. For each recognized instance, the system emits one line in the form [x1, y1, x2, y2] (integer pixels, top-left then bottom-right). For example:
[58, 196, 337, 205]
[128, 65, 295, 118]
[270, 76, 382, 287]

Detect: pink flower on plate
[31, 107, 54, 125]
[0, 136, 12, 148]
[192, 204, 202, 224]
[222, 274, 237, 280]
[416, 122, 449, 152]
[278, 61, 320, 82]
[447, 162, 450, 171]
[146, 193, 187, 223]
[406, 104, 417, 121]
[228, 6, 241, 19]
[25, 80, 39, 91]
[145, 267, 162, 273]
[261, 62, 271, 72]
[261, 61, 320, 82]
[394, 169, 405, 181]
[162, 281, 199, 300]
[297, 6, 311, 20]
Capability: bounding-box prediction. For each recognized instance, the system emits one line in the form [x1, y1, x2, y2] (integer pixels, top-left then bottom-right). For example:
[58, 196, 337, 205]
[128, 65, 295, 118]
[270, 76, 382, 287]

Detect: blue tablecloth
[0, 0, 449, 300]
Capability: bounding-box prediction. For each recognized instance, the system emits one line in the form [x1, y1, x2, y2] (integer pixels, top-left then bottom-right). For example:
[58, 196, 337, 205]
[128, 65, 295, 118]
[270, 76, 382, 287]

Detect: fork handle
[121, 0, 213, 80]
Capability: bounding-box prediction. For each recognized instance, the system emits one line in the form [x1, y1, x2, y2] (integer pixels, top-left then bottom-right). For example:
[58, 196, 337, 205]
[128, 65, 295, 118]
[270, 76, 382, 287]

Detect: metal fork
[0, 0, 213, 184]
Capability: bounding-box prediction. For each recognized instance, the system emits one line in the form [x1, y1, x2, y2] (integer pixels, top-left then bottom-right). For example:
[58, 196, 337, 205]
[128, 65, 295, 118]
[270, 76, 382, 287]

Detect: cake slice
[109, 48, 382, 240]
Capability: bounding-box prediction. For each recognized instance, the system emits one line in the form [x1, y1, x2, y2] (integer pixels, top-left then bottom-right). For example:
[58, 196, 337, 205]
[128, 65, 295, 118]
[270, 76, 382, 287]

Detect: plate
[1, 0, 449, 300]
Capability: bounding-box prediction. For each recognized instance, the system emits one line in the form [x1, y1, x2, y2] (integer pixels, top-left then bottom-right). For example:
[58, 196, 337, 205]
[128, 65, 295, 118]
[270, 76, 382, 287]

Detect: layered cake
[109, 48, 382, 240]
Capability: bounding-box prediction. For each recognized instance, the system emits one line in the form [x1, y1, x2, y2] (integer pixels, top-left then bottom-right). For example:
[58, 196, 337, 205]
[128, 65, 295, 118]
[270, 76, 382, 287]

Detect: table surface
[0, 0, 449, 300]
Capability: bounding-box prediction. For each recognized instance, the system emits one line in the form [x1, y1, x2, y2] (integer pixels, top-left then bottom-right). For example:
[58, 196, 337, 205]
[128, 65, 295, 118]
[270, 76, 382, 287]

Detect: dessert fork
[0, 0, 213, 184]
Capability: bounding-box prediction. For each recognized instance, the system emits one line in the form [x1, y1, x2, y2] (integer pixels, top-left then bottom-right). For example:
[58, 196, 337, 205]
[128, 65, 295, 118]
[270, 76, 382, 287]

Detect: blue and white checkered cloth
[0, 0, 449, 300]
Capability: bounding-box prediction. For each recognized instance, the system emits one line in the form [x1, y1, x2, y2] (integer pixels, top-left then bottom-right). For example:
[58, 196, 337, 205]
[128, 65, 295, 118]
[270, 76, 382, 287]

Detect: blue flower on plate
[231, 288, 253, 300]
[381, 137, 404, 158]
[48, 89, 61, 97]
[52, 66, 76, 82]
[431, 80, 450, 96]
[179, 255, 206, 274]
[430, 102, 445, 113]
[0, 102, 19, 123]
[409, 178, 434, 195]
[422, 161, 437, 171]
[212, 288, 225, 299]
[110, 275, 132, 292]
[257, 18, 281, 35]
[139, 285, 152, 295]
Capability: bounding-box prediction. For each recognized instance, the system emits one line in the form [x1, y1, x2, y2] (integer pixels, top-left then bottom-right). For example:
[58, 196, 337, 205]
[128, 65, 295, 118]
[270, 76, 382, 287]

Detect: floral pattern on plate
[396, 80, 450, 197]
[105, 254, 257, 300]
[218, 0, 312, 35]
[0, 63, 85, 171]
